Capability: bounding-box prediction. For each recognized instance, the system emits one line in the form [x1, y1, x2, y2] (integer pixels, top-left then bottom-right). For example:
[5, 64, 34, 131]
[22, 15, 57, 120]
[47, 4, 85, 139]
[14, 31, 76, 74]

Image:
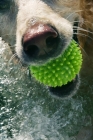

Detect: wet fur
[0, 0, 93, 98]
[0, 0, 93, 59]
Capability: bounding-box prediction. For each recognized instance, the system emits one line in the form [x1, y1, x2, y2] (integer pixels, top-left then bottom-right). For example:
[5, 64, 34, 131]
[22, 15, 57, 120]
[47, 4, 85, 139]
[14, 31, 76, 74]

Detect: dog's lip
[48, 75, 79, 98]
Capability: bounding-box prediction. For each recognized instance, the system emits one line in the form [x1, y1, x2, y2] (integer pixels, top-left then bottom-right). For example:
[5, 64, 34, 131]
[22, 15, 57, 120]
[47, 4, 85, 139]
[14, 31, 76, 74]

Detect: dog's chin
[48, 75, 80, 99]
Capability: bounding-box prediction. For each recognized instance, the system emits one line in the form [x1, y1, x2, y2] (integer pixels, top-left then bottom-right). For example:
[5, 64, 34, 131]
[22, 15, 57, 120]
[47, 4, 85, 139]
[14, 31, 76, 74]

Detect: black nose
[22, 23, 58, 59]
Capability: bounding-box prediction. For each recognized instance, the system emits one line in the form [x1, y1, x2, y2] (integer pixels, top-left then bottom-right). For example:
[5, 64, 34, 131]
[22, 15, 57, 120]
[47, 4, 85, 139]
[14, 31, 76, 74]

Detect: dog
[0, 0, 93, 98]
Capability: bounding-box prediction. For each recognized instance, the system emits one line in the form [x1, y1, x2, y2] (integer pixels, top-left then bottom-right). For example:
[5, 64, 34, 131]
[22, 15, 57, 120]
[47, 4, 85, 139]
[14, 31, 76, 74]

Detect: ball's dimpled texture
[30, 40, 82, 87]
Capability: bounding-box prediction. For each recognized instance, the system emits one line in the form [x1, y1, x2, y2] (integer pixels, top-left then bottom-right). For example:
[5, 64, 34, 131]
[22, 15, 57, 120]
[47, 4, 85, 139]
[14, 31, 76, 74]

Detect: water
[0, 37, 93, 140]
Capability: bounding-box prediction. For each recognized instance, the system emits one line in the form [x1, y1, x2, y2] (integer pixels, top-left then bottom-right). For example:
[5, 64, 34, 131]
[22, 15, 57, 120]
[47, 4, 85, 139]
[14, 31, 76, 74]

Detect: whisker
[8, 53, 22, 70]
[73, 32, 93, 58]
[54, 8, 83, 17]
[73, 26, 93, 35]
[79, 45, 89, 58]
[8, 53, 17, 66]
[2, 33, 16, 38]
[7, 53, 28, 77]
[71, 38, 88, 57]
[73, 32, 93, 41]
[72, 20, 93, 27]
[66, 10, 83, 20]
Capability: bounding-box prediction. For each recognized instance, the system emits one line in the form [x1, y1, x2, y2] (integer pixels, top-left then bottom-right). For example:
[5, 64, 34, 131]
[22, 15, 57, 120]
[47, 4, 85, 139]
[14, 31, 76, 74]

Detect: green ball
[29, 40, 82, 87]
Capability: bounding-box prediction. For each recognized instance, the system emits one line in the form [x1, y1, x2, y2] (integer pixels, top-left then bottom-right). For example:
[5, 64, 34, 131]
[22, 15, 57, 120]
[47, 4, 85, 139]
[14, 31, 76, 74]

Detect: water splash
[0, 37, 93, 140]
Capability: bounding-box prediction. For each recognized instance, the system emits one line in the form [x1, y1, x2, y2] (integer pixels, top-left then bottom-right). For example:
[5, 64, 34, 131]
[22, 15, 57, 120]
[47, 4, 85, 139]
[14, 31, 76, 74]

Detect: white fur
[15, 0, 79, 64]
[0, 0, 80, 64]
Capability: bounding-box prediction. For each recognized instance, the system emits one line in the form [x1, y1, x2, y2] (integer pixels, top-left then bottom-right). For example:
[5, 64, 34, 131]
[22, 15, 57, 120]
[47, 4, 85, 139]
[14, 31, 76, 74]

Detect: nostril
[46, 36, 59, 48]
[24, 44, 39, 58]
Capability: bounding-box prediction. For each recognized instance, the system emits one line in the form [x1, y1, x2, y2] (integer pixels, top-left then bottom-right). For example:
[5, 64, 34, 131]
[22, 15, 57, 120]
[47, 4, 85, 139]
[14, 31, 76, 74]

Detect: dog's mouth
[48, 75, 79, 98]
